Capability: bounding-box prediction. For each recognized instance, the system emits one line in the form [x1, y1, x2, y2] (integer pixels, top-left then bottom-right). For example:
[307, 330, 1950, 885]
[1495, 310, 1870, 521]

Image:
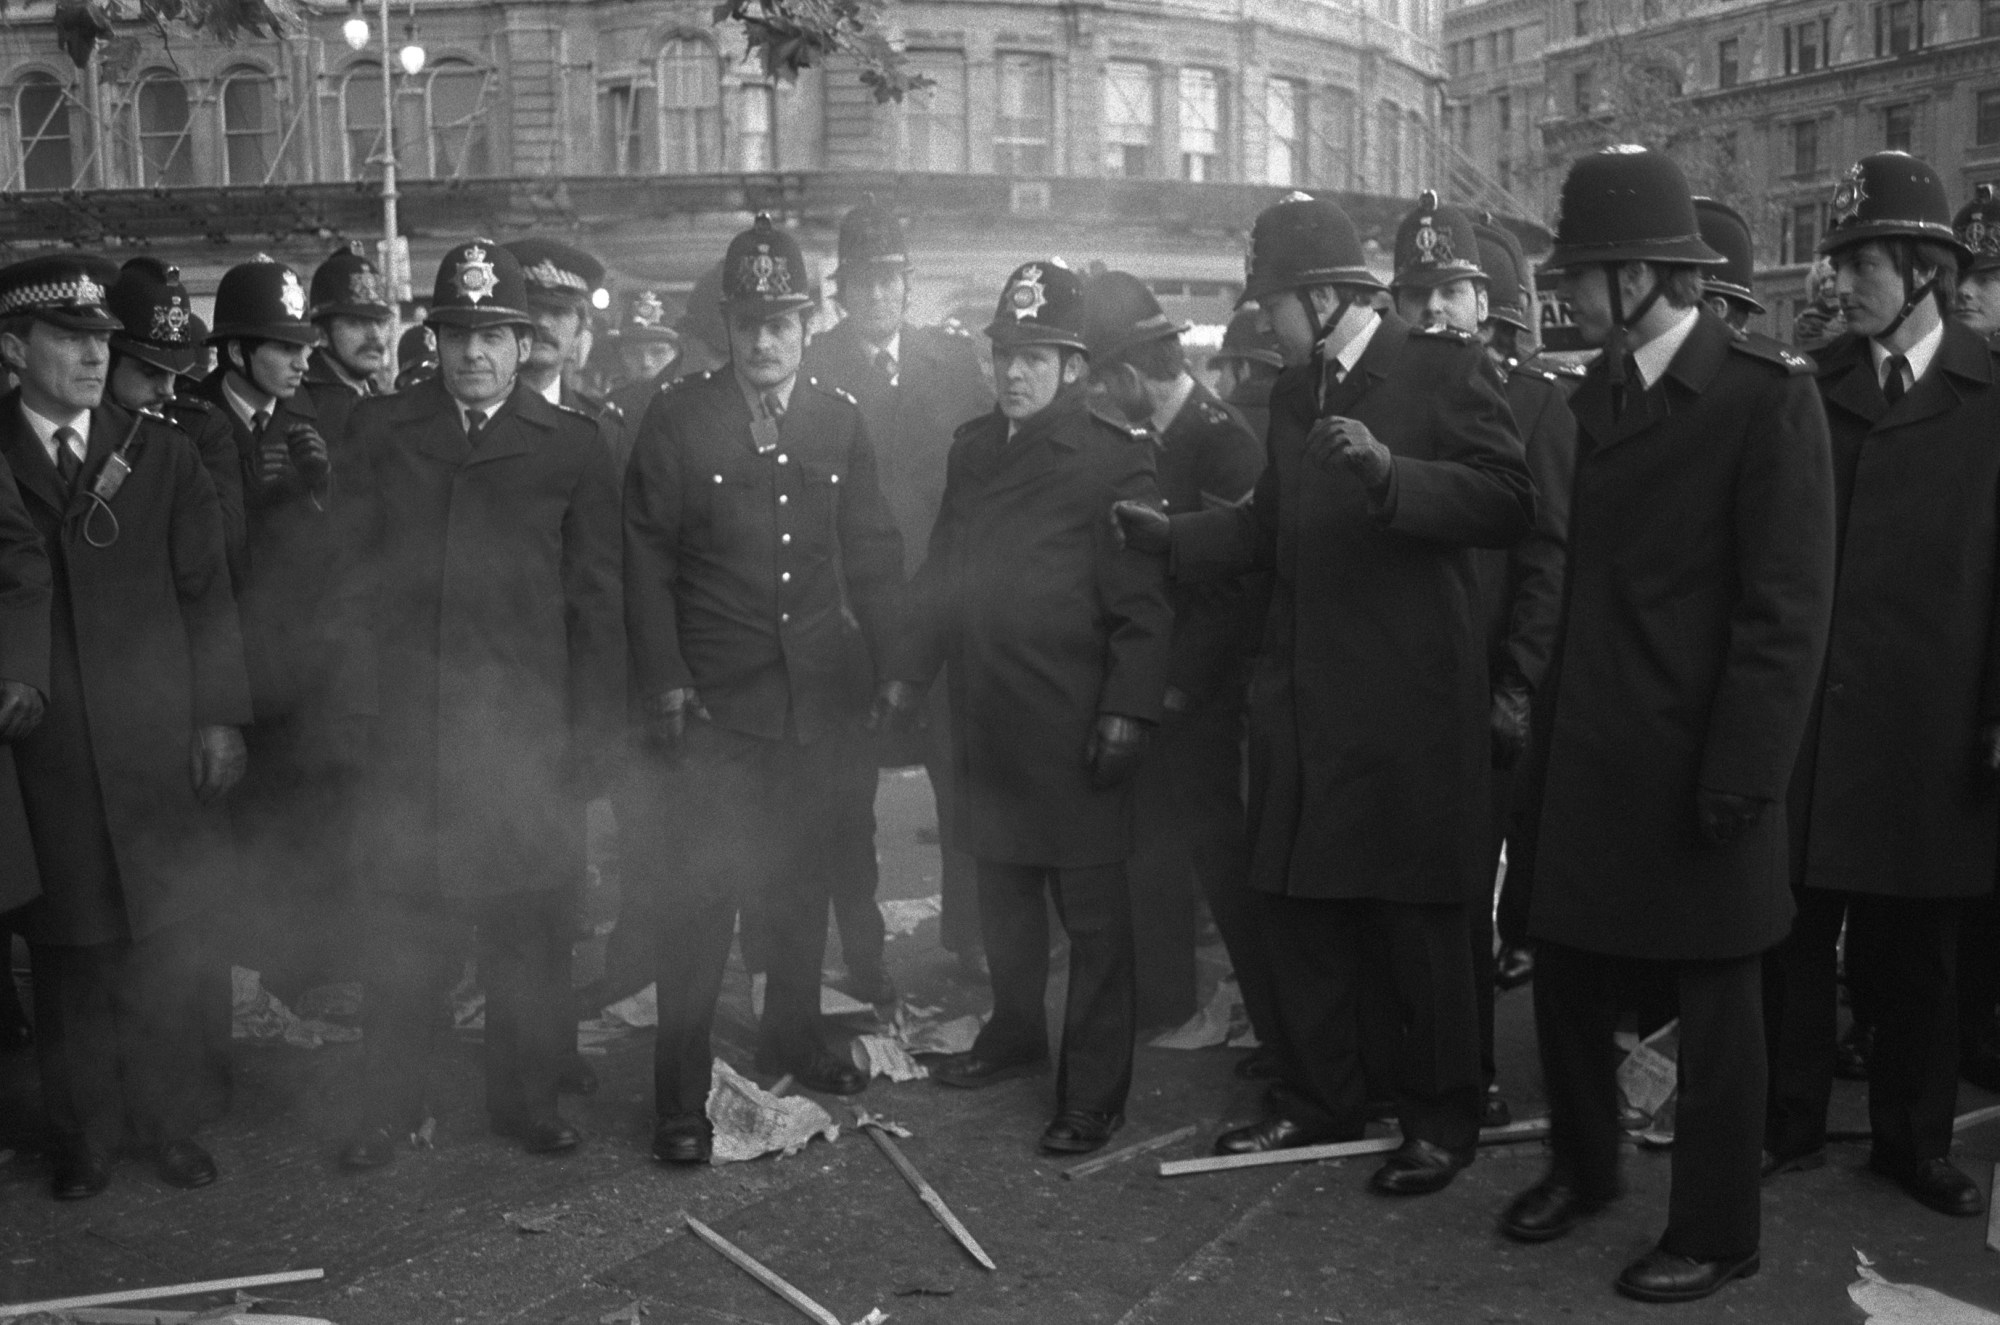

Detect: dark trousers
[642, 723, 839, 1121]
[973, 859, 1135, 1116]
[1262, 894, 1481, 1153]
[1536, 942, 1763, 1261]
[1958, 892, 2000, 1062]
[30, 919, 205, 1153]
[359, 889, 573, 1129]
[1765, 890, 1961, 1164]
[925, 681, 980, 956]
[827, 734, 886, 978]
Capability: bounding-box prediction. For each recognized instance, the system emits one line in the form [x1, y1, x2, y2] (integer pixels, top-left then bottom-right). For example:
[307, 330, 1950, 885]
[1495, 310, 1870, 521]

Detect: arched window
[342, 62, 387, 180]
[16, 72, 76, 191]
[736, 80, 775, 171]
[422, 59, 490, 178]
[134, 71, 193, 185]
[220, 66, 281, 184]
[658, 37, 720, 172]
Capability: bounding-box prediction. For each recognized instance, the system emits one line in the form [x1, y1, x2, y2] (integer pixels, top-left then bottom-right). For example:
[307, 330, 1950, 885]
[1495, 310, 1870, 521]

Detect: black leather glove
[253, 434, 295, 494]
[191, 725, 247, 803]
[1695, 786, 1766, 846]
[1110, 500, 1171, 555]
[868, 680, 924, 733]
[1978, 720, 2000, 778]
[0, 678, 44, 742]
[1304, 416, 1395, 494]
[1490, 685, 1530, 770]
[1084, 714, 1148, 790]
[643, 687, 708, 756]
[286, 422, 332, 487]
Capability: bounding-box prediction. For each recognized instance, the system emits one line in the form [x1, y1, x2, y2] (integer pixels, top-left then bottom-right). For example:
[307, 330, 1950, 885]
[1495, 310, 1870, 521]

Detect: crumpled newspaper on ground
[1150, 977, 1258, 1050]
[230, 967, 360, 1050]
[1848, 1249, 2000, 1323]
[706, 1058, 839, 1164]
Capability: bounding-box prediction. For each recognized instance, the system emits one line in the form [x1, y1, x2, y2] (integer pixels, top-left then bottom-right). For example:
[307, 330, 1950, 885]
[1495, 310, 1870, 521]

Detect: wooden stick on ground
[769, 1073, 796, 1098]
[1953, 1102, 2000, 1133]
[1063, 1124, 1200, 1180]
[1988, 1163, 1999, 1254]
[682, 1214, 842, 1325]
[854, 1113, 997, 1270]
[0, 1269, 325, 1319]
[1158, 1117, 1551, 1179]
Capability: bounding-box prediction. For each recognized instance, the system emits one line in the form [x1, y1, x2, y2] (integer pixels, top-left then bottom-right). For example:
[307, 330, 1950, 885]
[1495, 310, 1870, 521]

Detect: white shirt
[535, 375, 563, 406]
[1325, 310, 1382, 383]
[864, 330, 902, 380]
[1630, 306, 1701, 390]
[1870, 317, 1944, 396]
[221, 373, 275, 434]
[22, 402, 88, 469]
[1152, 373, 1198, 434]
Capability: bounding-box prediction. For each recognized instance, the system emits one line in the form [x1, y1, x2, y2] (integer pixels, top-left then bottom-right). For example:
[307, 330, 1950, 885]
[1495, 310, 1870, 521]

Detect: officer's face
[108, 355, 176, 412]
[527, 302, 586, 375]
[1954, 269, 2000, 337]
[1555, 266, 1616, 347]
[1832, 242, 1935, 340]
[1089, 361, 1152, 425]
[993, 344, 1080, 419]
[326, 314, 393, 376]
[236, 339, 310, 399]
[840, 267, 907, 344]
[622, 341, 678, 381]
[1703, 294, 1751, 333]
[1262, 290, 1321, 365]
[437, 324, 529, 408]
[727, 307, 807, 389]
[1, 324, 109, 413]
[1394, 279, 1488, 335]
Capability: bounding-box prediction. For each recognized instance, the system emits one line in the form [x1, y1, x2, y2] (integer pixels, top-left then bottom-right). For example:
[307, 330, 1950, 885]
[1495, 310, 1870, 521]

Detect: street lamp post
[343, 0, 424, 302]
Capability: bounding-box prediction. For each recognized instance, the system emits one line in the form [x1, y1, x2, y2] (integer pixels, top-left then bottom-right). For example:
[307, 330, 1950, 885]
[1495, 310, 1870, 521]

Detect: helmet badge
[1008, 264, 1048, 321]
[1832, 162, 1869, 224]
[741, 243, 792, 296]
[279, 269, 307, 321]
[150, 296, 190, 343]
[632, 291, 665, 327]
[349, 268, 385, 306]
[74, 272, 104, 307]
[457, 244, 498, 304]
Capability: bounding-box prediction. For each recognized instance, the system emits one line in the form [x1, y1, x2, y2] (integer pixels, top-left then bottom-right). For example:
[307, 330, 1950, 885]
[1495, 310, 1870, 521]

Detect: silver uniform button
[781, 572, 791, 583]
[830, 473, 839, 483]
[781, 612, 791, 623]
[779, 494, 789, 504]
[777, 454, 789, 464]
[713, 473, 723, 483]
[781, 533, 792, 543]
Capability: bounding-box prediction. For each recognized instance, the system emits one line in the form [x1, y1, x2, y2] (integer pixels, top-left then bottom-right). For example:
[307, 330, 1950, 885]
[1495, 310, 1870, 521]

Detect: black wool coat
[1475, 358, 1575, 697]
[0, 451, 51, 918]
[1154, 380, 1265, 706]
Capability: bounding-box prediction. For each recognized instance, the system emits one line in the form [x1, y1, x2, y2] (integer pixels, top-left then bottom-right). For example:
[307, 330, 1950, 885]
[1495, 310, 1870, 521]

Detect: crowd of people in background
[2, 141, 1999, 1309]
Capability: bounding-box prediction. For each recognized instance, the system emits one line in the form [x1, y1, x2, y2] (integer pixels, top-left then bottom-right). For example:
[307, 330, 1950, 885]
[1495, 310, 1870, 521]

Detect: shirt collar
[222, 373, 275, 430]
[21, 400, 88, 462]
[535, 375, 562, 406]
[736, 370, 797, 417]
[1630, 305, 1701, 390]
[864, 330, 901, 367]
[1153, 372, 1198, 433]
[1871, 316, 1945, 389]
[1327, 310, 1382, 378]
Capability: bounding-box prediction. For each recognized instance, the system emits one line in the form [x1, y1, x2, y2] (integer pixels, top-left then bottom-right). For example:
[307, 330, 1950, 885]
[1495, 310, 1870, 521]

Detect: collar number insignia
[457, 245, 497, 304]
[279, 270, 307, 320]
[1008, 264, 1048, 321]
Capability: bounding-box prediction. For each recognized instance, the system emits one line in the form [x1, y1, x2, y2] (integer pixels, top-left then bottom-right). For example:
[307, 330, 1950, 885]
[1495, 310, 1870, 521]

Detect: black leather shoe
[1040, 1110, 1124, 1155]
[50, 1143, 111, 1200]
[338, 1126, 398, 1172]
[1369, 1138, 1471, 1195]
[1481, 1086, 1512, 1129]
[781, 1048, 868, 1096]
[1834, 1022, 1873, 1080]
[1213, 1115, 1346, 1155]
[653, 1117, 714, 1166]
[520, 1120, 581, 1155]
[156, 1140, 218, 1190]
[1494, 944, 1535, 990]
[1870, 1154, 1987, 1217]
[1499, 1180, 1610, 1243]
[1615, 1247, 1760, 1303]
[558, 1056, 599, 1096]
[1760, 1147, 1825, 1180]
[930, 1051, 1049, 1090]
[845, 965, 898, 1006]
[1234, 1047, 1284, 1081]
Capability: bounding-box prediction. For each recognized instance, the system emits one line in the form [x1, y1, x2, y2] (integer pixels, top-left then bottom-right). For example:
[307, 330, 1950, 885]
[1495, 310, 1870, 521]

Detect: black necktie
[251, 408, 270, 438]
[1883, 354, 1909, 405]
[465, 408, 487, 444]
[53, 425, 80, 492]
[874, 347, 897, 387]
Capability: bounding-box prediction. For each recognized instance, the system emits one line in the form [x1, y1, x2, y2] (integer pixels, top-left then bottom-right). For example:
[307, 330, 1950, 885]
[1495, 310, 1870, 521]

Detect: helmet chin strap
[1601, 262, 1666, 397]
[1878, 263, 1937, 342]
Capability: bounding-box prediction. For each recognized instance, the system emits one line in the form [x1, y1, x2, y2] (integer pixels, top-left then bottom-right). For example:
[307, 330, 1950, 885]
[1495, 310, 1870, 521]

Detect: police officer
[394, 324, 436, 391]
[605, 290, 681, 422]
[335, 240, 624, 1168]
[505, 239, 627, 466]
[802, 199, 992, 996]
[1500, 146, 1836, 1303]
[302, 243, 394, 434]
[1082, 270, 1269, 1047]
[1954, 185, 2000, 338]
[896, 258, 1172, 1156]
[1118, 194, 1532, 1193]
[0, 254, 250, 1198]
[0, 351, 49, 1055]
[1207, 308, 1284, 440]
[1692, 198, 1766, 334]
[102, 258, 244, 565]
[625, 215, 904, 1165]
[1762, 152, 2000, 1220]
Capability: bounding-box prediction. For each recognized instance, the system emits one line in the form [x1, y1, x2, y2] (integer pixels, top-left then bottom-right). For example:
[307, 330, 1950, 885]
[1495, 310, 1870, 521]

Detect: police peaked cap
[721, 214, 815, 316]
[108, 256, 200, 375]
[208, 256, 318, 346]
[427, 238, 533, 329]
[985, 258, 1089, 352]
[1819, 152, 1971, 260]
[608, 289, 681, 345]
[1240, 193, 1383, 306]
[1392, 191, 1487, 291]
[1082, 270, 1189, 362]
[1692, 197, 1764, 313]
[0, 253, 122, 334]
[1472, 220, 1535, 334]
[1540, 146, 1724, 271]
[310, 242, 393, 322]
[1210, 307, 1285, 369]
[1955, 184, 2000, 275]
[505, 238, 607, 309]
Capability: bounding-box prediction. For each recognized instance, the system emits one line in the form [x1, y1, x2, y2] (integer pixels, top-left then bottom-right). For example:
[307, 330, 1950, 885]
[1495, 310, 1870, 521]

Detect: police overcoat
[0, 452, 50, 917]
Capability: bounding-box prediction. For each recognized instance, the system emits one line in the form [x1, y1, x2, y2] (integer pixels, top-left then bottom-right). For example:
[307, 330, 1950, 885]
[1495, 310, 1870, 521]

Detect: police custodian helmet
[1957, 184, 2000, 276]
[208, 256, 318, 345]
[107, 257, 200, 375]
[309, 242, 393, 322]
[721, 214, 816, 317]
[1693, 197, 1764, 314]
[1473, 219, 1535, 335]
[1392, 191, 1486, 291]
[1818, 151, 1969, 259]
[1239, 192, 1383, 306]
[1082, 270, 1188, 362]
[836, 198, 910, 276]
[426, 239, 533, 330]
[1540, 146, 1724, 272]
[985, 259, 1089, 353]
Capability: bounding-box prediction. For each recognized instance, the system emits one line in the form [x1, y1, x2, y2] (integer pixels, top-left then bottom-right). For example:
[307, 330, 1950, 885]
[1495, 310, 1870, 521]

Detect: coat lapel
[0, 394, 64, 516]
[1319, 313, 1406, 416]
[1876, 321, 1990, 434]
[463, 385, 544, 466]
[1820, 337, 1888, 428]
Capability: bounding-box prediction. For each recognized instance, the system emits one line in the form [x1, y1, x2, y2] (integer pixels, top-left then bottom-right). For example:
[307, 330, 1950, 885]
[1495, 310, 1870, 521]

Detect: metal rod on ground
[770, 1073, 796, 1098]
[682, 1214, 842, 1325]
[1988, 1164, 1999, 1254]
[1158, 1117, 1551, 1179]
[1954, 1103, 2000, 1133]
[1063, 1124, 1200, 1180]
[855, 1114, 997, 1270]
[0, 1269, 326, 1319]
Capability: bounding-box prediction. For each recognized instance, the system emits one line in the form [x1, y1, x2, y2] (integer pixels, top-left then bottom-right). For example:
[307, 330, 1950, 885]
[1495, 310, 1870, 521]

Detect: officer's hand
[254, 435, 295, 493]
[1084, 714, 1148, 790]
[1695, 786, 1765, 846]
[1110, 500, 1171, 555]
[1307, 417, 1394, 494]
[1490, 685, 1530, 770]
[1977, 720, 2000, 777]
[868, 680, 923, 734]
[0, 679, 45, 742]
[191, 725, 248, 803]
[643, 688, 708, 755]
[286, 423, 332, 487]
[1791, 304, 1843, 351]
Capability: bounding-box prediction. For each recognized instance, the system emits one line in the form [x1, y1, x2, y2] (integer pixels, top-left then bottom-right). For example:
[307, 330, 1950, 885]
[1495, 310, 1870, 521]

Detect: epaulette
[1505, 357, 1562, 385]
[1412, 324, 1479, 346]
[1726, 332, 1815, 376]
[601, 399, 624, 420]
[1088, 405, 1148, 440]
[1195, 398, 1234, 427]
[939, 317, 971, 338]
[552, 401, 602, 426]
[806, 375, 859, 408]
[164, 395, 214, 414]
